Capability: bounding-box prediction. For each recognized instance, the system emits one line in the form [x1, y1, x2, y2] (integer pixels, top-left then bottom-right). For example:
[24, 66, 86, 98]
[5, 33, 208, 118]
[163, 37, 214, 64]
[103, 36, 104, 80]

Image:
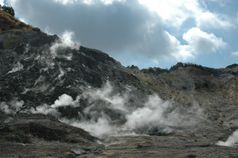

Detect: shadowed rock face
[0, 113, 103, 158]
[0, 10, 238, 158]
[0, 29, 147, 106]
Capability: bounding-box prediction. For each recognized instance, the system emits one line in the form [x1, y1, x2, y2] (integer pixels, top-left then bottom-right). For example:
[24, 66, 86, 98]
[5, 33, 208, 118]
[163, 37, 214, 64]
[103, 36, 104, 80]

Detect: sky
[1, 0, 238, 68]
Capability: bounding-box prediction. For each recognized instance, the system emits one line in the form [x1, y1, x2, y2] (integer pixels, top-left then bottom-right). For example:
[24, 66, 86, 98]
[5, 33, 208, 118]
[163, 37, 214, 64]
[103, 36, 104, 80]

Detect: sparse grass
[128, 69, 167, 93]
[0, 10, 33, 33]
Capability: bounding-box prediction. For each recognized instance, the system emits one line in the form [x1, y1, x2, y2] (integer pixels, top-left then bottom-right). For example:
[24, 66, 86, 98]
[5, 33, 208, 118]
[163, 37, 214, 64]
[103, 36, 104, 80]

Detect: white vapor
[31, 104, 60, 117]
[124, 94, 172, 130]
[1, 82, 204, 138]
[61, 116, 116, 137]
[61, 81, 130, 137]
[50, 31, 80, 59]
[30, 94, 80, 116]
[123, 94, 203, 132]
[60, 82, 204, 138]
[0, 100, 24, 114]
[217, 130, 238, 147]
[7, 62, 24, 74]
[82, 81, 129, 112]
[51, 94, 79, 108]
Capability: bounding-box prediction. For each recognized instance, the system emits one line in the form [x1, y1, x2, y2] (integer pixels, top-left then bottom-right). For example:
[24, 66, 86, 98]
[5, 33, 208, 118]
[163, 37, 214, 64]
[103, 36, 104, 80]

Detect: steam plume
[217, 130, 238, 147]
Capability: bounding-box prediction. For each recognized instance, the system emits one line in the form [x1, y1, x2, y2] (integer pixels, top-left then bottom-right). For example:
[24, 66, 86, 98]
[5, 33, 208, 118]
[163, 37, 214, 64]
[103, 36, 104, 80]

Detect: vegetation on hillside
[0, 6, 33, 32]
[2, 5, 15, 17]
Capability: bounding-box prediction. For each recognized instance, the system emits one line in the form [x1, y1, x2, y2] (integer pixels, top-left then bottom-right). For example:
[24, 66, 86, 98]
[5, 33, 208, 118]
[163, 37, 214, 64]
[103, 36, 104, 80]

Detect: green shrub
[2, 6, 15, 17]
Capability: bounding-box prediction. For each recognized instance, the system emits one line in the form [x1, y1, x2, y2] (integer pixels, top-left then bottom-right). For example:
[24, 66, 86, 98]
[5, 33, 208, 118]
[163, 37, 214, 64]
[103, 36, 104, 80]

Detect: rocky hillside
[0, 9, 238, 158]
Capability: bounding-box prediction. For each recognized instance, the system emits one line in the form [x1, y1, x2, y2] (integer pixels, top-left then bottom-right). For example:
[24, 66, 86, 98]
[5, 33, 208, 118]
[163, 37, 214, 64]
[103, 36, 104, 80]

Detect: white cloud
[170, 27, 226, 61]
[165, 32, 194, 61]
[138, 0, 232, 29]
[8, 0, 233, 67]
[8, 0, 199, 64]
[196, 11, 233, 29]
[138, 0, 199, 27]
[100, 0, 125, 5]
[236, 12, 238, 24]
[53, 0, 79, 5]
[53, 0, 125, 5]
[231, 51, 238, 57]
[173, 45, 194, 61]
[183, 27, 226, 54]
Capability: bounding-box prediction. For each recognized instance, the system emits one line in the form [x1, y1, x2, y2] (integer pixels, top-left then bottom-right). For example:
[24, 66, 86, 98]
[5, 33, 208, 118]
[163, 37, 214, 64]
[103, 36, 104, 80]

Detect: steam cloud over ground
[0, 82, 205, 138]
[50, 31, 80, 60]
[217, 130, 238, 147]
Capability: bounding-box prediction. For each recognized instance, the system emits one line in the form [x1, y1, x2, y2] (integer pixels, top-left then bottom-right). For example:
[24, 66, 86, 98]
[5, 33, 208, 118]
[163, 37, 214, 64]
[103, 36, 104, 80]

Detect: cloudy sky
[1, 0, 238, 68]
